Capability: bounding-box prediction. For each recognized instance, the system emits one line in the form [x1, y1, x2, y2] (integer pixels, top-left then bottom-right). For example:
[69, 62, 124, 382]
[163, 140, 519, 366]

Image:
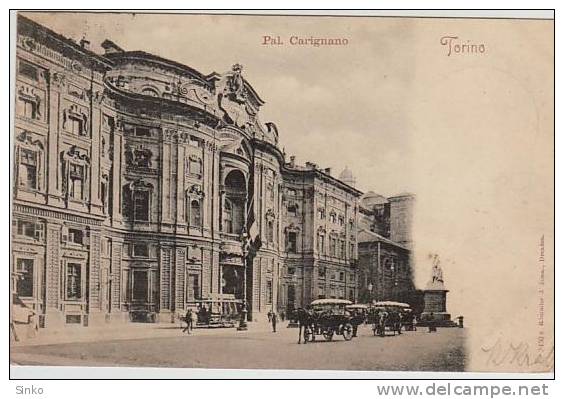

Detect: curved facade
[12, 16, 365, 329]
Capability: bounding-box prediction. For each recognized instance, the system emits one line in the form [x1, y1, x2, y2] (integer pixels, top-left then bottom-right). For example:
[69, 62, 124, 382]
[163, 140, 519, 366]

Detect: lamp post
[237, 229, 249, 331]
[367, 282, 373, 304]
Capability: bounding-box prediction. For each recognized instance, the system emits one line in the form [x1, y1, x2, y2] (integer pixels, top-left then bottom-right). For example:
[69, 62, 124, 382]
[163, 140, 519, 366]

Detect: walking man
[183, 308, 193, 334]
[271, 311, 277, 333]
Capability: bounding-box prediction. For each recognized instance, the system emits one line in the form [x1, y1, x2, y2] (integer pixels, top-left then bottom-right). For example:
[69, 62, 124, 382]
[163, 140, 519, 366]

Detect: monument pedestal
[419, 282, 457, 327]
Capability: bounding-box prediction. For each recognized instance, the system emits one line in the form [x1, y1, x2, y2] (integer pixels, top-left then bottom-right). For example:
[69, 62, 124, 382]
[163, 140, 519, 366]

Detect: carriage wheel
[342, 323, 354, 341]
[323, 329, 334, 341]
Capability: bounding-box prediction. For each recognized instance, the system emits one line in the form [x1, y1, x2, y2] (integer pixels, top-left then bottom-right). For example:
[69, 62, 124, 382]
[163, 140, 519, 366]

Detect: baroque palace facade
[12, 16, 414, 331]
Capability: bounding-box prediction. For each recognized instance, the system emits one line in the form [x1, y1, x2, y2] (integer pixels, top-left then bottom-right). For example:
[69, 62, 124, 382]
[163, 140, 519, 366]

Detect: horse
[294, 307, 315, 344]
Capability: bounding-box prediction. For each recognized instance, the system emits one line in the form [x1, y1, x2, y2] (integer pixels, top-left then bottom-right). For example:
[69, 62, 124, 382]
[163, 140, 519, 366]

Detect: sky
[22, 11, 415, 197]
[20, 12, 554, 371]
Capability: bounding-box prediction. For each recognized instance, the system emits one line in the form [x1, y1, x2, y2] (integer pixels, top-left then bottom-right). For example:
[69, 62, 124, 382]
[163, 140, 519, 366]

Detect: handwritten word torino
[440, 36, 486, 56]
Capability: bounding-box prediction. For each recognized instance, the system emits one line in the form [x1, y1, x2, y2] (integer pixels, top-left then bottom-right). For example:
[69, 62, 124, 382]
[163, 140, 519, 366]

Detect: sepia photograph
[9, 10, 554, 378]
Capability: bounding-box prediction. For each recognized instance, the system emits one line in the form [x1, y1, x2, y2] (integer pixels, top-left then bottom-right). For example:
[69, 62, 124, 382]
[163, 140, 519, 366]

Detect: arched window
[223, 170, 246, 234]
[190, 199, 201, 227]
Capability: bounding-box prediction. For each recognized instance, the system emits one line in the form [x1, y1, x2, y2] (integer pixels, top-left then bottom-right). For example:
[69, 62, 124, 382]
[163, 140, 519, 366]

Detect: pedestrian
[190, 308, 198, 333]
[280, 311, 285, 322]
[183, 309, 193, 334]
[271, 311, 277, 332]
[267, 310, 273, 323]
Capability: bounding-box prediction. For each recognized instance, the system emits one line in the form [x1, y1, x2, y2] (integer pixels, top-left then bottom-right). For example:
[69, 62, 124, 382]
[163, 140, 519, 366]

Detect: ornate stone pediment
[16, 131, 44, 150]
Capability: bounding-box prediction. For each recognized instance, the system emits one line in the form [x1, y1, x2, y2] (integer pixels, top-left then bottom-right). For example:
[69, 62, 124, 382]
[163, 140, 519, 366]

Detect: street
[11, 322, 466, 371]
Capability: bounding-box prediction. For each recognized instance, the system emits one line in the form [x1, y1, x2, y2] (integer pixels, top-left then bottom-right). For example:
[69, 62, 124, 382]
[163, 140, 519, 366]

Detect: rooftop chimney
[324, 167, 332, 175]
[289, 156, 296, 168]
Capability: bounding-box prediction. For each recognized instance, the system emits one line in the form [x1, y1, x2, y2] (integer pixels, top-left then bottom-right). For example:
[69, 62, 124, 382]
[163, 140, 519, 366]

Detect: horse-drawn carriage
[298, 299, 356, 343]
[369, 301, 412, 337]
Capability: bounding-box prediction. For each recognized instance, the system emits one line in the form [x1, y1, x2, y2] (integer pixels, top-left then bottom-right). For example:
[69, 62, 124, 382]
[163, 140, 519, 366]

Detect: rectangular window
[69, 164, 85, 200]
[340, 241, 346, 259]
[318, 266, 326, 278]
[19, 98, 38, 119]
[16, 220, 36, 238]
[133, 191, 150, 221]
[339, 271, 345, 281]
[16, 258, 34, 297]
[135, 126, 151, 137]
[187, 273, 201, 300]
[68, 228, 84, 245]
[350, 243, 355, 257]
[266, 280, 273, 304]
[287, 232, 297, 253]
[66, 263, 82, 300]
[317, 234, 325, 254]
[190, 199, 202, 227]
[133, 243, 149, 257]
[19, 60, 38, 80]
[19, 149, 38, 190]
[69, 116, 84, 136]
[287, 267, 295, 275]
[330, 237, 336, 256]
[287, 204, 297, 216]
[267, 221, 274, 243]
[318, 284, 326, 299]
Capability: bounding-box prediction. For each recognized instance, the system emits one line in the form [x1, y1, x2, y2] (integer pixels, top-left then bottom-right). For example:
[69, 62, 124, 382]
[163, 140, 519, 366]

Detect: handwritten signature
[481, 338, 554, 370]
